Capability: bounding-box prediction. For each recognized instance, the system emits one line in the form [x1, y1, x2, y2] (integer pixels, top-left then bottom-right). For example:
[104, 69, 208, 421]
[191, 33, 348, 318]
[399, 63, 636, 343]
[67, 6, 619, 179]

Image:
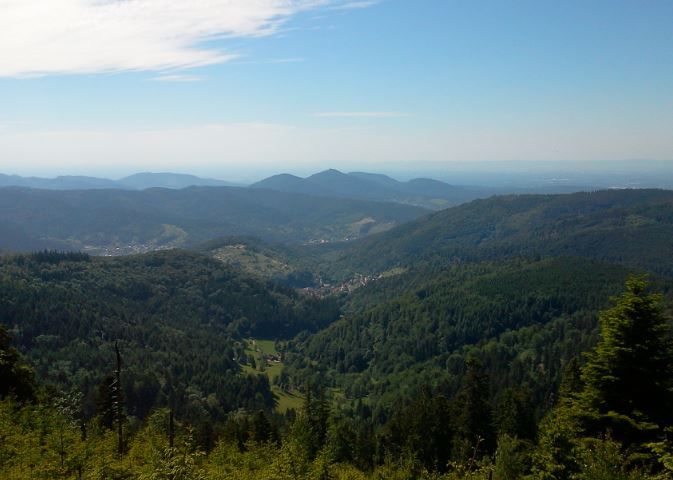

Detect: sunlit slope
[319, 189, 673, 278]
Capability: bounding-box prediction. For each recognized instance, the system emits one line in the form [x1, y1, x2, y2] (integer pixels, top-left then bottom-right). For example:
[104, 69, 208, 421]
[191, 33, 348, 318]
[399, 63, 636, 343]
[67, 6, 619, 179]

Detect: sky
[1, 0, 672, 181]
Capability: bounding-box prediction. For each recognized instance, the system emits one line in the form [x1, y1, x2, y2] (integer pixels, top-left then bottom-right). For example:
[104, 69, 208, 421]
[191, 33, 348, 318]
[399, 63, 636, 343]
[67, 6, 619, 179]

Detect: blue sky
[0, 0, 672, 180]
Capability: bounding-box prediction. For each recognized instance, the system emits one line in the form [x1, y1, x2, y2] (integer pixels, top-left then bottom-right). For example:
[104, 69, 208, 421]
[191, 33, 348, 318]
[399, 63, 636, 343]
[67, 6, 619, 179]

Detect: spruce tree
[579, 276, 673, 447]
[452, 359, 495, 460]
[251, 410, 273, 443]
[0, 323, 35, 402]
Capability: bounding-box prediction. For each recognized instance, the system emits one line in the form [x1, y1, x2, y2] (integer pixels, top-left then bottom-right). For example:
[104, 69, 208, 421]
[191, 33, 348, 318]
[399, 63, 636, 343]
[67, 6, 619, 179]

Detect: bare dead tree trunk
[114, 342, 123, 457]
[169, 409, 175, 449]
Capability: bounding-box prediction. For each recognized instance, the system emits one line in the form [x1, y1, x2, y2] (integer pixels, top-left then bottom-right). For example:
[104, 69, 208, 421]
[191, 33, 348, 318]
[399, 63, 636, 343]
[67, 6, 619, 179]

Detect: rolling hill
[0, 174, 122, 190]
[286, 257, 657, 409]
[316, 188, 673, 279]
[0, 186, 427, 253]
[117, 172, 239, 189]
[0, 172, 238, 190]
[0, 249, 339, 419]
[251, 169, 500, 210]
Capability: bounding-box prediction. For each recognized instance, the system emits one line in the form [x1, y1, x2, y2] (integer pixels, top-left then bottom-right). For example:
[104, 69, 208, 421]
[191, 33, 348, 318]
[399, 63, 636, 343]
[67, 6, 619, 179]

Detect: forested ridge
[3, 189, 673, 478]
[285, 257, 659, 410]
[0, 250, 338, 421]
[0, 186, 425, 252]
[315, 189, 673, 280]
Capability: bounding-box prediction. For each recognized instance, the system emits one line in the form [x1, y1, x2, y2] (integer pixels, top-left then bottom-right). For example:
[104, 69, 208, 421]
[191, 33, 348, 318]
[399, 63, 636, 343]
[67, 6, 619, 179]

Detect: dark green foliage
[579, 276, 673, 448]
[286, 257, 643, 416]
[531, 403, 582, 480]
[0, 323, 35, 401]
[292, 388, 332, 460]
[494, 388, 536, 440]
[95, 374, 121, 430]
[533, 277, 673, 477]
[381, 387, 454, 472]
[494, 434, 531, 480]
[319, 189, 673, 279]
[251, 410, 276, 443]
[0, 185, 426, 251]
[29, 250, 91, 264]
[452, 360, 495, 459]
[4, 190, 673, 476]
[0, 249, 339, 420]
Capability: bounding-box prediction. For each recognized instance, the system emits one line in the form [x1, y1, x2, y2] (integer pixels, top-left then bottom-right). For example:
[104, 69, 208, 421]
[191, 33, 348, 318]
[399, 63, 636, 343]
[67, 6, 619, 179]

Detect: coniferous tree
[452, 359, 495, 460]
[251, 410, 273, 443]
[579, 276, 673, 447]
[95, 374, 117, 429]
[382, 387, 453, 472]
[495, 387, 536, 440]
[0, 323, 34, 402]
[314, 387, 330, 449]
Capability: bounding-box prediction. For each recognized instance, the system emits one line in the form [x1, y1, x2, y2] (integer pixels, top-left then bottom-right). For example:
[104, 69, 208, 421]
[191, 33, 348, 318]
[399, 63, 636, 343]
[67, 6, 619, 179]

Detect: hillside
[0, 186, 426, 253]
[0, 173, 122, 190]
[196, 236, 316, 286]
[285, 256, 673, 412]
[117, 172, 239, 189]
[0, 249, 338, 420]
[0, 172, 239, 190]
[4, 189, 673, 478]
[317, 189, 673, 279]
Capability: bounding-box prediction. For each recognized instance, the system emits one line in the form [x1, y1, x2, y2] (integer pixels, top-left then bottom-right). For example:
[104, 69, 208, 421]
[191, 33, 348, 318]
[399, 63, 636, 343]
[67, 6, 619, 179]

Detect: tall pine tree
[452, 359, 495, 460]
[579, 276, 673, 447]
[0, 323, 34, 402]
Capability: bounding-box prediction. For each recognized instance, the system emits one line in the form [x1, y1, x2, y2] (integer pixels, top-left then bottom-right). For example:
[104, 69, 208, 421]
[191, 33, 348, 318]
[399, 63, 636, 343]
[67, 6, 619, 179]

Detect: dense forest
[315, 189, 673, 280]
[284, 257, 661, 413]
[0, 186, 425, 252]
[3, 275, 673, 478]
[4, 189, 673, 478]
[0, 250, 338, 422]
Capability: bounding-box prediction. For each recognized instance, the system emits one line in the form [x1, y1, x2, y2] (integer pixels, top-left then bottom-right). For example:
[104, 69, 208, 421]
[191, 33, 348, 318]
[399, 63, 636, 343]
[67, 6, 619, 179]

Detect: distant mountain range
[0, 172, 239, 190]
[251, 169, 587, 210]
[250, 169, 492, 209]
[1, 169, 590, 210]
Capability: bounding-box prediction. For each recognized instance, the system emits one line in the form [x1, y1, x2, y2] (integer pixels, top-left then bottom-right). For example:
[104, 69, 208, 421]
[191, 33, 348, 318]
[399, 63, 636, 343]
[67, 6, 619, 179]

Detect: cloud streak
[0, 0, 330, 77]
[329, 1, 381, 10]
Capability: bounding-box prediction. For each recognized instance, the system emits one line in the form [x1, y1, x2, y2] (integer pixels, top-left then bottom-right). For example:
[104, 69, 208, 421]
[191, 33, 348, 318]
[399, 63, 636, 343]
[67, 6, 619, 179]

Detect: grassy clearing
[212, 245, 292, 279]
[253, 339, 278, 356]
[381, 267, 408, 278]
[272, 386, 304, 413]
[240, 338, 304, 412]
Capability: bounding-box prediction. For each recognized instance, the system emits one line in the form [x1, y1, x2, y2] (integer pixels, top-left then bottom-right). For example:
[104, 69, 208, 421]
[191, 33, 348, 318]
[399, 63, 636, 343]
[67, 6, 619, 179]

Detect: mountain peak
[308, 169, 347, 179]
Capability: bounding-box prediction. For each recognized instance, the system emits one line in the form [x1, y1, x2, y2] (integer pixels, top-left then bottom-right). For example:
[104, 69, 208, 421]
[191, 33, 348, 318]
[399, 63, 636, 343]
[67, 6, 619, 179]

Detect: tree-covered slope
[285, 257, 673, 413]
[0, 250, 339, 419]
[318, 189, 673, 279]
[0, 186, 426, 253]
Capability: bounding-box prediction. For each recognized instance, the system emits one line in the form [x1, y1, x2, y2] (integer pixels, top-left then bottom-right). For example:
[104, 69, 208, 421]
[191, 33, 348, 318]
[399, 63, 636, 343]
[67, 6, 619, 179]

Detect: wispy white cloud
[269, 57, 306, 64]
[229, 57, 308, 66]
[151, 74, 203, 83]
[329, 1, 381, 10]
[312, 111, 410, 118]
[0, 0, 343, 78]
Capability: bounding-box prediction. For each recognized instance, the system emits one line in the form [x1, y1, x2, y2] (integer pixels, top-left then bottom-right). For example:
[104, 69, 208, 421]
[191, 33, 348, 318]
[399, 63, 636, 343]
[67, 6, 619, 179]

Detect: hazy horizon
[4, 159, 673, 189]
